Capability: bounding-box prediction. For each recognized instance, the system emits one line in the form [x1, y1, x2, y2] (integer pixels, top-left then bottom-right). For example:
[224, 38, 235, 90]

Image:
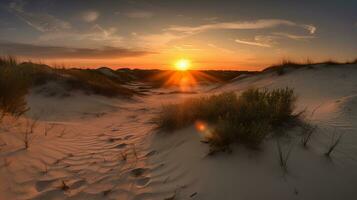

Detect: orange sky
[1, 0, 356, 71]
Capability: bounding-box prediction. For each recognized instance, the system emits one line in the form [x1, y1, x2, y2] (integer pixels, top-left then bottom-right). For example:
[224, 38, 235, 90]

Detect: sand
[1, 63, 357, 199]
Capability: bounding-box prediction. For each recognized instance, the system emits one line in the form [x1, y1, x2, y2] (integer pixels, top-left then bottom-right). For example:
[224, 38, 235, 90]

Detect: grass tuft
[0, 58, 29, 121]
[301, 123, 317, 147]
[156, 88, 298, 150]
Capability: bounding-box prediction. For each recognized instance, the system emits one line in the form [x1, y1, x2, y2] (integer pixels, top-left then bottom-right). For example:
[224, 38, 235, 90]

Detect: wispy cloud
[302, 24, 316, 34]
[168, 19, 316, 35]
[137, 32, 183, 47]
[38, 24, 123, 46]
[123, 11, 154, 18]
[235, 31, 315, 48]
[0, 41, 152, 59]
[273, 32, 316, 40]
[235, 37, 273, 48]
[8, 0, 71, 32]
[81, 10, 99, 22]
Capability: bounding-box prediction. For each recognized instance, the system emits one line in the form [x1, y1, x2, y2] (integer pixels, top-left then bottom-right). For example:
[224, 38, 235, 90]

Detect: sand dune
[1, 64, 357, 199]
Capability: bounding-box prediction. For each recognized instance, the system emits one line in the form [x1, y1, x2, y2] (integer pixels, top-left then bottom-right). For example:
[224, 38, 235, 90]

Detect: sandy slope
[151, 64, 357, 200]
[1, 64, 357, 200]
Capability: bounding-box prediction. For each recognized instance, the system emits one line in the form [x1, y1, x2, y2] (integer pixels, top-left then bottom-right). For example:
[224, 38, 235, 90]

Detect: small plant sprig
[301, 124, 317, 147]
[325, 131, 343, 157]
[277, 139, 293, 172]
[23, 118, 38, 149]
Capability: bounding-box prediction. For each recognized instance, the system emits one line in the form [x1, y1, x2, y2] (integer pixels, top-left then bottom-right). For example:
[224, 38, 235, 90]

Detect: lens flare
[195, 120, 213, 139]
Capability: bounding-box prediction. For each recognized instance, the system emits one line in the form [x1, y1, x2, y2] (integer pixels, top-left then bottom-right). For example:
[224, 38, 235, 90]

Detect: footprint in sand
[130, 168, 148, 177]
[124, 135, 133, 140]
[70, 179, 86, 189]
[145, 150, 157, 157]
[115, 143, 127, 149]
[135, 177, 151, 187]
[35, 179, 57, 192]
[107, 137, 122, 143]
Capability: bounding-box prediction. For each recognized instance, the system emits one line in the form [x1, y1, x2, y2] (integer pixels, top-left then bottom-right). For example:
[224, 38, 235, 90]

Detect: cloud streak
[8, 0, 71, 32]
[81, 10, 100, 22]
[37, 24, 123, 46]
[168, 19, 316, 35]
[123, 11, 154, 18]
[273, 32, 316, 40]
[235, 39, 272, 48]
[0, 42, 152, 59]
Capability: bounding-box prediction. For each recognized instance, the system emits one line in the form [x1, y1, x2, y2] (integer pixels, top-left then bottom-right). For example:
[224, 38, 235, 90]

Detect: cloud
[168, 19, 316, 35]
[38, 24, 123, 46]
[235, 31, 316, 48]
[8, 0, 71, 32]
[81, 10, 99, 22]
[235, 38, 272, 48]
[123, 11, 154, 18]
[302, 24, 316, 34]
[273, 32, 316, 40]
[0, 42, 152, 59]
[137, 32, 183, 47]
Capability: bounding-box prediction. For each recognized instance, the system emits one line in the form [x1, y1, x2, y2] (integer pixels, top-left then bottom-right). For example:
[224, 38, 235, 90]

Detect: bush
[156, 88, 297, 149]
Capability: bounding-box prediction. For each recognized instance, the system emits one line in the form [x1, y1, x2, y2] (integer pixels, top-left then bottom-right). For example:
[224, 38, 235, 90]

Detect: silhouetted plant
[325, 131, 343, 157]
[0, 58, 29, 122]
[301, 124, 317, 147]
[156, 88, 298, 150]
[23, 118, 38, 149]
[277, 138, 293, 171]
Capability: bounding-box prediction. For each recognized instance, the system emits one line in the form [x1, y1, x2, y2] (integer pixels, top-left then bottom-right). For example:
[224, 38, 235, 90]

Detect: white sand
[1, 64, 357, 199]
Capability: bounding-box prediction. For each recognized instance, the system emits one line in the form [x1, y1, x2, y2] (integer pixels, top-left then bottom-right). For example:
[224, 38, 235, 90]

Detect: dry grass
[156, 88, 298, 149]
[0, 58, 29, 121]
[58, 68, 135, 97]
[301, 123, 317, 147]
[276, 138, 293, 171]
[22, 118, 38, 149]
[264, 58, 357, 76]
[0, 56, 137, 101]
[325, 131, 343, 157]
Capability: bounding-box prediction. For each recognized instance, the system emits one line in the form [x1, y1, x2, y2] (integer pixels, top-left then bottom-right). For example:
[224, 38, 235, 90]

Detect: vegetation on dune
[58, 68, 135, 97]
[0, 57, 29, 121]
[155, 88, 298, 150]
[264, 58, 357, 76]
[0, 56, 136, 100]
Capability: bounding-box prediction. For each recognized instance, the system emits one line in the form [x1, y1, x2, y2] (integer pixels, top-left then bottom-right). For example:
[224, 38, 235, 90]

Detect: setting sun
[175, 59, 191, 71]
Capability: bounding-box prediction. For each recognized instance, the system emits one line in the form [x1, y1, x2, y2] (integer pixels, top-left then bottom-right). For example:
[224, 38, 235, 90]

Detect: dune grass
[58, 68, 135, 97]
[156, 88, 298, 150]
[0, 57, 29, 120]
[264, 58, 357, 76]
[0, 56, 136, 99]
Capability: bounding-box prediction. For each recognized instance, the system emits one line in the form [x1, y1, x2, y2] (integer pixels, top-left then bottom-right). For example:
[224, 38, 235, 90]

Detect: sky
[0, 0, 356, 70]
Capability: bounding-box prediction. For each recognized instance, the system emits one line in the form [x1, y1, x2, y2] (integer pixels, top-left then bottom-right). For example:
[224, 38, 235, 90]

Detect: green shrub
[156, 88, 297, 149]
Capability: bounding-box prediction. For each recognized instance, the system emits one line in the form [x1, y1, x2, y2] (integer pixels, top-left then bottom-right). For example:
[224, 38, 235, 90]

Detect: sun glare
[175, 59, 191, 71]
